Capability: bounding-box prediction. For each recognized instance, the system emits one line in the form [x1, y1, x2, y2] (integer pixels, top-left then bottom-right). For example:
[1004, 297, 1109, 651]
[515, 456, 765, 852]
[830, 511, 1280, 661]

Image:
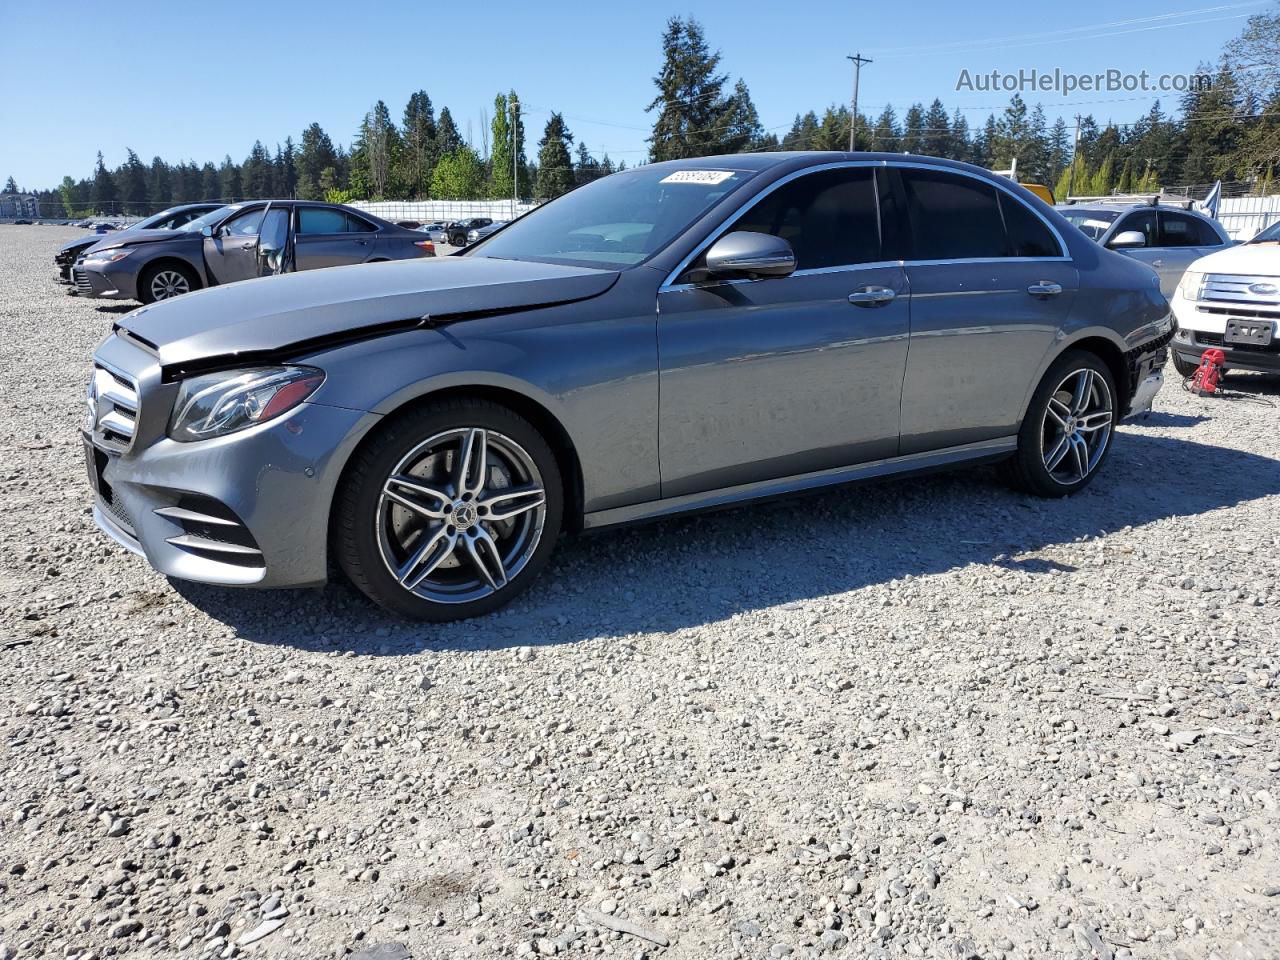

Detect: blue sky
[0, 0, 1265, 189]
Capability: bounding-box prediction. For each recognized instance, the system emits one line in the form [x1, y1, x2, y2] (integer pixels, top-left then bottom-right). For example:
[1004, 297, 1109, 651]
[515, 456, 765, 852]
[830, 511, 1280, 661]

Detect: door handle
[847, 287, 896, 307]
[1027, 281, 1063, 298]
[237, 241, 255, 249]
[1152, 259, 1163, 268]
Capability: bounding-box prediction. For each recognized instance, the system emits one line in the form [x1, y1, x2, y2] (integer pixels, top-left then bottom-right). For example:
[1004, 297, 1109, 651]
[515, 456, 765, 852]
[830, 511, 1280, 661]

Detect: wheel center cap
[1064, 416, 1078, 433]
[453, 501, 478, 530]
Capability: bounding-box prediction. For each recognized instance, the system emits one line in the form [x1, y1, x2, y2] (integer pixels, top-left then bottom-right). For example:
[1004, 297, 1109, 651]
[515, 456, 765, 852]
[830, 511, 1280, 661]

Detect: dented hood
[116, 256, 619, 374]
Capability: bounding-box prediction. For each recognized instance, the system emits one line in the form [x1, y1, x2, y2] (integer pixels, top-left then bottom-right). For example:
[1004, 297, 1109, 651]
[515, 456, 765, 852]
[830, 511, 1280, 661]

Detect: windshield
[1249, 220, 1280, 244]
[469, 165, 757, 268]
[1058, 208, 1120, 241]
[177, 204, 243, 233]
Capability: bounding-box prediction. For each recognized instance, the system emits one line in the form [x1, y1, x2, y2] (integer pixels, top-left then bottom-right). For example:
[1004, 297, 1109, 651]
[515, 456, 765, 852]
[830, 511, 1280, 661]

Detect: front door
[892, 166, 1079, 455]
[203, 205, 269, 285]
[656, 165, 910, 499]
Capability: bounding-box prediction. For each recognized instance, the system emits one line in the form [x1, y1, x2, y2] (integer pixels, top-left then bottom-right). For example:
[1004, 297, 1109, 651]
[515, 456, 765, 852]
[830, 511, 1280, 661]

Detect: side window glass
[344, 213, 377, 233]
[1158, 212, 1201, 248]
[223, 209, 265, 237]
[730, 167, 880, 270]
[1116, 211, 1157, 247]
[999, 193, 1061, 257]
[899, 169, 1005, 260]
[1197, 219, 1224, 245]
[298, 208, 350, 235]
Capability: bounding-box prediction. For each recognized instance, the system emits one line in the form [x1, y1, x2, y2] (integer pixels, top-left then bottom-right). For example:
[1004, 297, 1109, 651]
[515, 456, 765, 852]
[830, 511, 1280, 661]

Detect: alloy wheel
[1040, 368, 1113, 485]
[150, 269, 191, 300]
[375, 427, 547, 604]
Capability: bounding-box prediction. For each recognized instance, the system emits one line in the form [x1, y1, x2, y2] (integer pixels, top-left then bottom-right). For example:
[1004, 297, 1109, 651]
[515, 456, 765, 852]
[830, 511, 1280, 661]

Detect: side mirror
[703, 231, 797, 280]
[200, 225, 213, 238]
[1108, 230, 1146, 249]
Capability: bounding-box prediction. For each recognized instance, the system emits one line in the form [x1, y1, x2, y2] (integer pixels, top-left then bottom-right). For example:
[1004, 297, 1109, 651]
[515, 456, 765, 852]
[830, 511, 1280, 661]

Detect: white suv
[1170, 220, 1280, 377]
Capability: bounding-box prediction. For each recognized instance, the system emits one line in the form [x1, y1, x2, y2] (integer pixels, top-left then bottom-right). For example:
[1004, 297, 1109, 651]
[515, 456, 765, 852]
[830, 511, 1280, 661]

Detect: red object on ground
[1190, 348, 1226, 396]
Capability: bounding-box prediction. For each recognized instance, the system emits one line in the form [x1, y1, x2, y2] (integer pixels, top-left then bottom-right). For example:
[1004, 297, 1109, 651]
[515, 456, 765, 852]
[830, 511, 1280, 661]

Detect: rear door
[894, 166, 1078, 455]
[294, 207, 377, 270]
[1155, 211, 1227, 296]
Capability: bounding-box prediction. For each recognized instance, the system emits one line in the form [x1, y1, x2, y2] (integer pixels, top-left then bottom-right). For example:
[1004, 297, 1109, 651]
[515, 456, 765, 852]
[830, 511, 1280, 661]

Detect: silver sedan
[84, 153, 1172, 620]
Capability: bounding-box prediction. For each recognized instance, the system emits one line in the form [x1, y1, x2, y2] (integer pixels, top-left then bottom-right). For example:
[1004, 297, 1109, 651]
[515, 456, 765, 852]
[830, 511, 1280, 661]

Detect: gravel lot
[1, 224, 1278, 960]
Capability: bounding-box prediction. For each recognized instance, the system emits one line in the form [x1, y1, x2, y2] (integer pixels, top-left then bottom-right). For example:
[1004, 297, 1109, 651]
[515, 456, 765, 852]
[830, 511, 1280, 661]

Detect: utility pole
[847, 53, 873, 151]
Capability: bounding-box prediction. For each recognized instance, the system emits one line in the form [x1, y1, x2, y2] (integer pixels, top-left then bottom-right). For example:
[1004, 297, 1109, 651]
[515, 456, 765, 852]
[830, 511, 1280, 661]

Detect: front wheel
[334, 398, 563, 620]
[1005, 351, 1117, 497]
[139, 262, 199, 303]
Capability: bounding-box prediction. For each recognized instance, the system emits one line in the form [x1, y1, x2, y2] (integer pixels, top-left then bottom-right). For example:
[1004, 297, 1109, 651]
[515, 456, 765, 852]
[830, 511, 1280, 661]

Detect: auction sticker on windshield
[660, 170, 737, 185]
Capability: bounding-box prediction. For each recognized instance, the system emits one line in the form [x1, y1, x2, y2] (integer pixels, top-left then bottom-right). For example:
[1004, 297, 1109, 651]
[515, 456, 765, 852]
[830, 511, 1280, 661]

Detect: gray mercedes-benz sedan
[74, 200, 434, 303]
[83, 152, 1172, 620]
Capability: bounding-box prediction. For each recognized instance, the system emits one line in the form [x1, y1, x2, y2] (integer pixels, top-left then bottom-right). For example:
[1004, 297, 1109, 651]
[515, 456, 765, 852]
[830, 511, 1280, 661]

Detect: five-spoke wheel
[335, 399, 563, 620]
[1005, 350, 1117, 497]
[1040, 367, 1113, 485]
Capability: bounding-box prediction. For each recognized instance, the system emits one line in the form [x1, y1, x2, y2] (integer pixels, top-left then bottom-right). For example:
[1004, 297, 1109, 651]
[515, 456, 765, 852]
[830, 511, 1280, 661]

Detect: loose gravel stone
[1, 224, 1278, 959]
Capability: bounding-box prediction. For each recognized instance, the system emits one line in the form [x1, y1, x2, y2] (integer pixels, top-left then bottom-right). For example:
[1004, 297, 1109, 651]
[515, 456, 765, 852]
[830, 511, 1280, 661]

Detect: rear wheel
[334, 398, 563, 620]
[139, 262, 199, 303]
[1005, 350, 1116, 497]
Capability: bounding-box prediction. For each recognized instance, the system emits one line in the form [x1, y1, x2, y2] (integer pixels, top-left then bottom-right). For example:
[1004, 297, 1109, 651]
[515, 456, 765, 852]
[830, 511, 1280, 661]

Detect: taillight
[414, 240, 435, 256]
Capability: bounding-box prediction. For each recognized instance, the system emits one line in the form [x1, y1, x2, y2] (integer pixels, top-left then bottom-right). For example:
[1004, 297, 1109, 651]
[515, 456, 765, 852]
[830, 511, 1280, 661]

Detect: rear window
[298, 208, 350, 235]
[1000, 193, 1061, 257]
[900, 169, 1005, 260]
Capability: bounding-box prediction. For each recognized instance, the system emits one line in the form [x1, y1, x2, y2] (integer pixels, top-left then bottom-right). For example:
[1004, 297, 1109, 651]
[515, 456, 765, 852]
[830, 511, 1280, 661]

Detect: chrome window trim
[659, 159, 1071, 292]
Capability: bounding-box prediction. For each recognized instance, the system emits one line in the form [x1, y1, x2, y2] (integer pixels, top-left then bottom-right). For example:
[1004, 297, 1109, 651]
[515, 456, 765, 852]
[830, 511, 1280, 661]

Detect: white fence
[1216, 196, 1280, 241]
[348, 199, 541, 224]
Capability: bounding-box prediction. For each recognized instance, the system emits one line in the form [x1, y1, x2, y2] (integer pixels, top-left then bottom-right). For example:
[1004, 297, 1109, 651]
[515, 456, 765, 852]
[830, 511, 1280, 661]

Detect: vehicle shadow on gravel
[174, 431, 1280, 653]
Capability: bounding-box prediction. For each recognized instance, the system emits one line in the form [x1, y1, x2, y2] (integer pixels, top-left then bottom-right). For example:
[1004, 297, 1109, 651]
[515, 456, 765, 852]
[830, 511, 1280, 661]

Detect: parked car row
[83, 152, 1174, 622]
[65, 200, 433, 303]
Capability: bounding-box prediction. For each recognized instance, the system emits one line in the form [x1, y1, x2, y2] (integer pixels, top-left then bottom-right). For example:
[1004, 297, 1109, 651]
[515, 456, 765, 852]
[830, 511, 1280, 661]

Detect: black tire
[138, 261, 200, 304]
[1004, 350, 1117, 498]
[333, 397, 563, 621]
[1172, 352, 1199, 379]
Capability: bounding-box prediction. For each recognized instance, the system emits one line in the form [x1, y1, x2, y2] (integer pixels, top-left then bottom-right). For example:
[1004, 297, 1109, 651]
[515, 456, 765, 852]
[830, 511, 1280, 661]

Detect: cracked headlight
[169, 366, 324, 442]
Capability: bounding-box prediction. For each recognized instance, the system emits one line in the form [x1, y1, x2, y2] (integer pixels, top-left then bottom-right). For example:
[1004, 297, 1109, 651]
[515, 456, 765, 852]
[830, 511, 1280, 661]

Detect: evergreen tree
[91, 152, 117, 214]
[872, 105, 900, 152]
[219, 155, 242, 200]
[2, 175, 17, 193]
[646, 16, 740, 160]
[401, 90, 438, 198]
[119, 150, 148, 211]
[720, 79, 765, 152]
[901, 104, 926, 154]
[1047, 117, 1071, 184]
[200, 162, 220, 201]
[922, 98, 952, 158]
[297, 123, 338, 200]
[950, 108, 971, 162]
[574, 141, 603, 187]
[148, 156, 171, 207]
[243, 141, 272, 199]
[1180, 62, 1244, 182]
[281, 137, 298, 198]
[535, 112, 575, 199]
[781, 112, 820, 150]
[813, 105, 851, 152]
[435, 107, 464, 155]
